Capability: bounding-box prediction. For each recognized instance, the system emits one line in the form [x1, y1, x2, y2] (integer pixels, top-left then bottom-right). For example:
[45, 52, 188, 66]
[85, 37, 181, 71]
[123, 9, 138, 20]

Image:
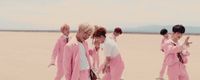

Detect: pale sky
[0, 0, 200, 30]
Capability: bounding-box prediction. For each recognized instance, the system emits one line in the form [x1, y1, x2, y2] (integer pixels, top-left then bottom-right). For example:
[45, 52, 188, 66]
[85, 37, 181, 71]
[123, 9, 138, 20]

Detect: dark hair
[160, 28, 168, 35]
[93, 27, 107, 38]
[172, 25, 185, 33]
[114, 27, 122, 34]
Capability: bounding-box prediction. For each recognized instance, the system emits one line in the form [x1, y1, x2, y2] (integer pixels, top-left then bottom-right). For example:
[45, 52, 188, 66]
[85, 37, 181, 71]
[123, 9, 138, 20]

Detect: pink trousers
[102, 54, 124, 80]
[54, 61, 64, 80]
[159, 58, 167, 78]
[167, 62, 189, 80]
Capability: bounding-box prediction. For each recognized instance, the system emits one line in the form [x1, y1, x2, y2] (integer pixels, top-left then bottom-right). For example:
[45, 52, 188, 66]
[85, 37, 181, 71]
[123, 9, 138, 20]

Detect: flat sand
[0, 32, 199, 80]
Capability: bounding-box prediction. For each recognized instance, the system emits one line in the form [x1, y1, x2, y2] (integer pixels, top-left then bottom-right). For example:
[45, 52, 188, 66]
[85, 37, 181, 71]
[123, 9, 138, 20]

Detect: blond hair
[78, 23, 94, 33]
[60, 24, 70, 33]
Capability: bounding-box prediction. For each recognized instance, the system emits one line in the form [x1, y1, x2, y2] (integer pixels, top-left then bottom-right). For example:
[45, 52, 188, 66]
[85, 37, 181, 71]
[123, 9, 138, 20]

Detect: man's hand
[184, 36, 192, 47]
[102, 64, 110, 73]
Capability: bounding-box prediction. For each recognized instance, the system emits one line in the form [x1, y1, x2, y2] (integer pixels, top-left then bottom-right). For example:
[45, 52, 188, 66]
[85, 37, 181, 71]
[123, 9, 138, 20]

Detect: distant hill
[0, 25, 200, 35]
[123, 25, 200, 34]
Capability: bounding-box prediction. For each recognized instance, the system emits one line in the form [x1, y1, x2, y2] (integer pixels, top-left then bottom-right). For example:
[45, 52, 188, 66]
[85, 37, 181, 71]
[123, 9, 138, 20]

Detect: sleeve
[51, 39, 61, 64]
[182, 49, 190, 64]
[160, 39, 165, 52]
[182, 49, 190, 56]
[63, 45, 73, 80]
[165, 42, 184, 55]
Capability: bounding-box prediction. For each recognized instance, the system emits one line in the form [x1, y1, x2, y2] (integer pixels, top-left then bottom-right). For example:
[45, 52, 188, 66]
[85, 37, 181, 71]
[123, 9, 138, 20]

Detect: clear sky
[0, 0, 200, 30]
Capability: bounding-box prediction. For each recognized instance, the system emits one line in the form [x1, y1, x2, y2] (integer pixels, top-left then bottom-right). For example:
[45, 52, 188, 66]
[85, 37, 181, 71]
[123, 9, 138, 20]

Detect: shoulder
[65, 37, 79, 48]
[104, 37, 115, 47]
[165, 39, 172, 44]
[58, 35, 66, 41]
[162, 39, 170, 46]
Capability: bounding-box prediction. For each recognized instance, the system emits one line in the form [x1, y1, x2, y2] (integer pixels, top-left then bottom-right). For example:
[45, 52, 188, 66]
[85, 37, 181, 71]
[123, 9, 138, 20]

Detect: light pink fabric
[159, 61, 167, 78]
[102, 54, 124, 80]
[160, 49, 190, 78]
[51, 35, 68, 80]
[159, 38, 169, 78]
[89, 48, 100, 69]
[163, 40, 183, 66]
[79, 69, 90, 80]
[160, 38, 169, 53]
[63, 37, 91, 80]
[167, 63, 189, 80]
[163, 39, 190, 80]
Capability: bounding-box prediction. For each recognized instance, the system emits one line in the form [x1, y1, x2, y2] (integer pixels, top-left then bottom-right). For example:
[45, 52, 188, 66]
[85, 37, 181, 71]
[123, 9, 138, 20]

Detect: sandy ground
[0, 32, 200, 80]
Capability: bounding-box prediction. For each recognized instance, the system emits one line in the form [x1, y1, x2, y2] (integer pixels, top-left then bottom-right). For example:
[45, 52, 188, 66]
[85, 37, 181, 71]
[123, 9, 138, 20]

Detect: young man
[93, 27, 124, 80]
[49, 24, 70, 80]
[160, 28, 169, 52]
[63, 23, 94, 80]
[164, 25, 191, 80]
[157, 28, 169, 80]
[109, 27, 123, 42]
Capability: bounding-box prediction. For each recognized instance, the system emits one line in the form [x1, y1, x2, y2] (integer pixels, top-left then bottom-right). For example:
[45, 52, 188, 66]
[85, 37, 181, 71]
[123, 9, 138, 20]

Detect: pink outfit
[159, 38, 169, 78]
[102, 54, 124, 80]
[164, 39, 190, 80]
[79, 69, 90, 80]
[102, 37, 124, 80]
[63, 37, 91, 80]
[161, 38, 168, 52]
[51, 35, 68, 80]
[159, 61, 167, 78]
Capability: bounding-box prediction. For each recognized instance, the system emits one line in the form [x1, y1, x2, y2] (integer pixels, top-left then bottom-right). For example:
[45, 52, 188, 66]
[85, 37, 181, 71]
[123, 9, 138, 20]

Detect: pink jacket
[163, 39, 190, 66]
[160, 38, 168, 53]
[51, 35, 68, 64]
[63, 37, 91, 80]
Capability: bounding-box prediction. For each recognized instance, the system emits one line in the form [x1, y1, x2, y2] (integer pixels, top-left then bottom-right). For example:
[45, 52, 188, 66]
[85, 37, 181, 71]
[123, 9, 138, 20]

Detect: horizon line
[1, 30, 200, 35]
